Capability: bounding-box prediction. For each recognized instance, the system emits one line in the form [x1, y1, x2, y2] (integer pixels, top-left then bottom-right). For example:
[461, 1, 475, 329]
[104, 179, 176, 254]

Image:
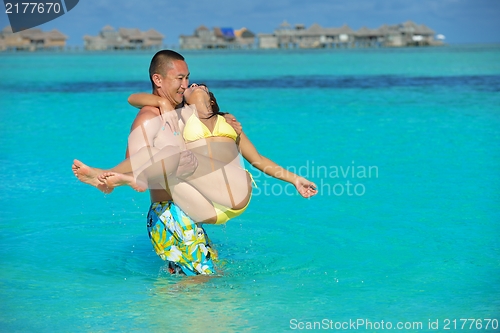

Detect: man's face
[157, 60, 190, 107]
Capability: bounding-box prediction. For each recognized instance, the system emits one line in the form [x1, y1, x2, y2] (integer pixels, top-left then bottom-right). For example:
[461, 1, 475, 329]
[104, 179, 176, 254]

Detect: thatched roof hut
[0, 26, 67, 50]
[84, 26, 164, 50]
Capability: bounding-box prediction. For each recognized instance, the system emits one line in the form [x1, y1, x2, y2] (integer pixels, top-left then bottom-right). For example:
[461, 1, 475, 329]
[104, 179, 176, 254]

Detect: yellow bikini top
[183, 113, 238, 143]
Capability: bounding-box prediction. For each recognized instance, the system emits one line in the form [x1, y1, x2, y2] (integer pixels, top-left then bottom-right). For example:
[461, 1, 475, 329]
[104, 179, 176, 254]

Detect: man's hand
[224, 113, 242, 136]
[176, 150, 198, 179]
[162, 109, 186, 150]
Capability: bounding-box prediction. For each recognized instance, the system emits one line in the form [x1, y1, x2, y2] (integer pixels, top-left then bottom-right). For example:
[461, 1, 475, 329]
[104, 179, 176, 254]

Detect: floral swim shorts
[147, 201, 217, 276]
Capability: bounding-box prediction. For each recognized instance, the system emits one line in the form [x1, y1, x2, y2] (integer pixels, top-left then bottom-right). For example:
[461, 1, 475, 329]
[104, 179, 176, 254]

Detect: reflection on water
[135, 272, 256, 333]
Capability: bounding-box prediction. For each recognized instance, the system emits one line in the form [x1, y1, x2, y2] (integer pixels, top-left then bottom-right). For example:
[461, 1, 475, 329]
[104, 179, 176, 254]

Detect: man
[73, 50, 240, 276]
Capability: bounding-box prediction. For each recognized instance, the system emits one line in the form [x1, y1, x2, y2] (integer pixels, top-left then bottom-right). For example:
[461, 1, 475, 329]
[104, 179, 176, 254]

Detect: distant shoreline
[2, 43, 500, 55]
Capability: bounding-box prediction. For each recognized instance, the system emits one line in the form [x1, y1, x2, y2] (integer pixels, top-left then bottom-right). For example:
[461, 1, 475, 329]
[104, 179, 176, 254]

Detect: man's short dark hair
[149, 50, 185, 89]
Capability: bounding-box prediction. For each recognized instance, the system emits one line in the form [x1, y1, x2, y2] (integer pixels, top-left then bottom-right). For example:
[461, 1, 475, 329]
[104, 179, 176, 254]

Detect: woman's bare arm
[128, 93, 169, 109]
[238, 132, 318, 198]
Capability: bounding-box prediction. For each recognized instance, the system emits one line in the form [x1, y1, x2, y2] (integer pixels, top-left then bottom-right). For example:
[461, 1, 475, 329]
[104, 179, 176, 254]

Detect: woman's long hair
[204, 85, 227, 119]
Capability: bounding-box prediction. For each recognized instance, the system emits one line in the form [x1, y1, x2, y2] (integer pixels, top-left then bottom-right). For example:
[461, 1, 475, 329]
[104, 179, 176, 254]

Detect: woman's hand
[294, 177, 318, 198]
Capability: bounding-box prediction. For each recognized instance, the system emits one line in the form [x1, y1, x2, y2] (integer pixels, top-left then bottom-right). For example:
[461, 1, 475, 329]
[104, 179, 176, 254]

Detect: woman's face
[184, 83, 209, 104]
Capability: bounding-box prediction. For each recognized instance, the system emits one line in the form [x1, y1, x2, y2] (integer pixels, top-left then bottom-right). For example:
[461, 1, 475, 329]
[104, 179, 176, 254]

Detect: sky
[1, 0, 499, 46]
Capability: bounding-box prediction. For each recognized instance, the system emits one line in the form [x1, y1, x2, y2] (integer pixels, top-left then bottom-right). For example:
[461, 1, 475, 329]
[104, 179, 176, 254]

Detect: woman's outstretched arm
[238, 132, 318, 198]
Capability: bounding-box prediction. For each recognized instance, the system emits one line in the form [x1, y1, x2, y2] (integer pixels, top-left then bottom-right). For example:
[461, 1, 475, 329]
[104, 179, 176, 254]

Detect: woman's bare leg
[73, 144, 182, 194]
[113, 143, 251, 210]
[176, 153, 252, 209]
[138, 143, 252, 209]
[74, 142, 251, 217]
[169, 181, 219, 223]
[98, 169, 219, 223]
[98, 172, 148, 192]
[72, 159, 113, 193]
[109, 145, 181, 178]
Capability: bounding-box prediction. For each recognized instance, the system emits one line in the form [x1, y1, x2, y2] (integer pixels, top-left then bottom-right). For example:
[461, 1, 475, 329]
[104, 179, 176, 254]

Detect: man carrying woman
[73, 50, 317, 276]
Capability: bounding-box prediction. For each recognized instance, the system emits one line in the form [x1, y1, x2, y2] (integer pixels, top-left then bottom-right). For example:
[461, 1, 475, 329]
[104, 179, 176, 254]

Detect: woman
[101, 83, 317, 224]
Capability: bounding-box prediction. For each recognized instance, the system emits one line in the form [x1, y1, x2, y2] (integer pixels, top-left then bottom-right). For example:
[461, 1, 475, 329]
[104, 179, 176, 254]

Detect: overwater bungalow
[0, 26, 67, 51]
[258, 20, 443, 49]
[382, 21, 439, 47]
[83, 26, 164, 50]
[180, 26, 256, 49]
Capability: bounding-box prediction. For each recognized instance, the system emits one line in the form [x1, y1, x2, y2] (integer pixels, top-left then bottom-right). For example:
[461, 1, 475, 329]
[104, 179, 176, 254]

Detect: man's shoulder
[130, 106, 161, 130]
[133, 106, 161, 122]
[136, 106, 160, 118]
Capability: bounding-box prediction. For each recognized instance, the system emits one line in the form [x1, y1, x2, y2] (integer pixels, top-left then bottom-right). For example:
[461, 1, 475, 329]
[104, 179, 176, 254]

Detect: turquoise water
[1, 45, 499, 332]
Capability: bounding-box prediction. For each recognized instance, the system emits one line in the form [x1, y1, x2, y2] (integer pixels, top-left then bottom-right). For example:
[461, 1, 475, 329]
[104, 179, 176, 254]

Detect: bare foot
[99, 172, 147, 192]
[72, 159, 113, 194]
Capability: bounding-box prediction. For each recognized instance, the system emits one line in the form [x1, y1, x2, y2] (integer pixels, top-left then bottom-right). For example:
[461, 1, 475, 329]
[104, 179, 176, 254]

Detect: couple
[73, 50, 317, 276]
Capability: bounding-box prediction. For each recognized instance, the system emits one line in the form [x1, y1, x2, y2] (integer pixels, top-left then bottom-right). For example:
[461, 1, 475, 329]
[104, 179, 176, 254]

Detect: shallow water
[1, 45, 499, 332]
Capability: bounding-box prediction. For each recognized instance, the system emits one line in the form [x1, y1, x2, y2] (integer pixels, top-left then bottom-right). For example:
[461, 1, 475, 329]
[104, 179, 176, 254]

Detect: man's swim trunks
[147, 201, 217, 276]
